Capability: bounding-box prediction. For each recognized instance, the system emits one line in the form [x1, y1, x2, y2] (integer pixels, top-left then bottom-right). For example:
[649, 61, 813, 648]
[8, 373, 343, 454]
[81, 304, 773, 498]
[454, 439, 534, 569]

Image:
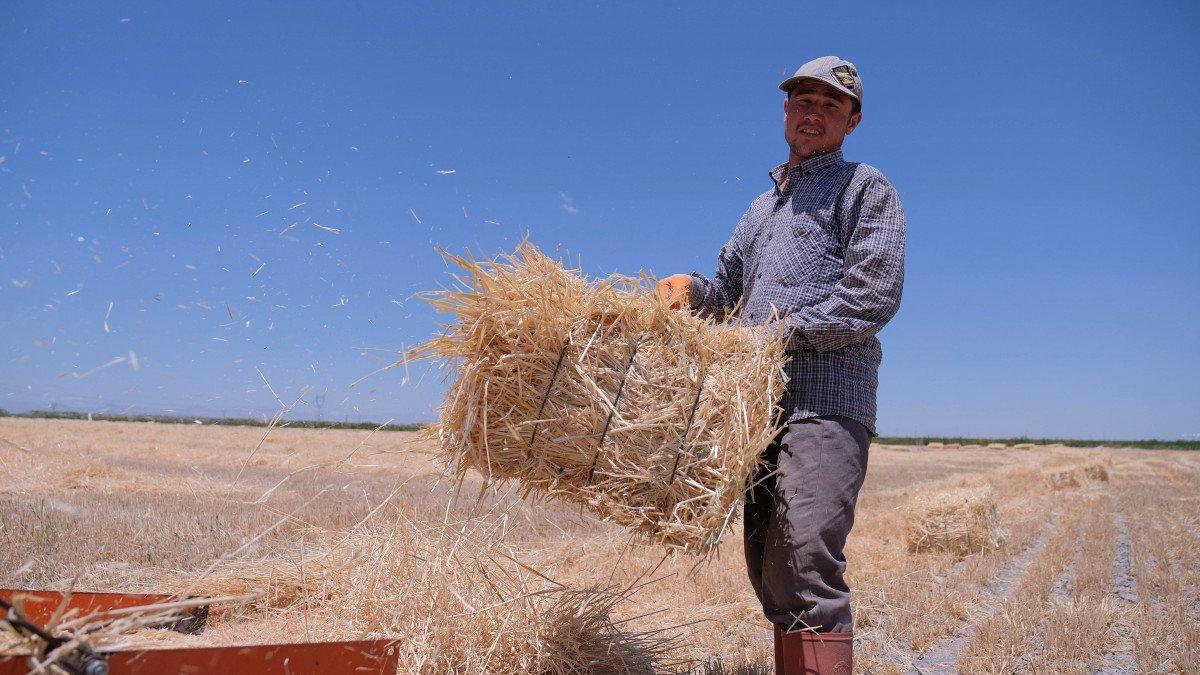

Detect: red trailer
[0, 589, 398, 675]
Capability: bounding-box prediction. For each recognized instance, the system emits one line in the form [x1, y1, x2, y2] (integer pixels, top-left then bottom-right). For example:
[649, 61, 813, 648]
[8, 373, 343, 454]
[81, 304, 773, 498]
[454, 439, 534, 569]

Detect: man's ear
[845, 110, 863, 135]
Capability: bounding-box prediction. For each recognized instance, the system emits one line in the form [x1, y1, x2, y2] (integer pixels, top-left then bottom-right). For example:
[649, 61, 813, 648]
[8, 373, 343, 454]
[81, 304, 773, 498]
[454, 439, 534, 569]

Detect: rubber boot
[774, 625, 786, 674]
[774, 626, 853, 675]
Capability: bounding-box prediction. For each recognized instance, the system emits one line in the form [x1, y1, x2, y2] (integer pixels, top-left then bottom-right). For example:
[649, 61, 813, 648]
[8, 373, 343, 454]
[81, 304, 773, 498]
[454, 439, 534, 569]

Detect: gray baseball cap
[779, 56, 863, 107]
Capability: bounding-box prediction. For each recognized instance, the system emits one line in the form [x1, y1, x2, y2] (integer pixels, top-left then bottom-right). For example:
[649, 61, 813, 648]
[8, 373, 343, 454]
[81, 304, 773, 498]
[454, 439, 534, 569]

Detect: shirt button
[767, 234, 773, 241]
[756, 272, 762, 279]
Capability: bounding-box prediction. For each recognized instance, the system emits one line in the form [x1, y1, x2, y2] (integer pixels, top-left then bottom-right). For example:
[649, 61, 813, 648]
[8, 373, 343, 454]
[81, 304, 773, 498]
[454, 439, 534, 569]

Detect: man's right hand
[656, 274, 692, 310]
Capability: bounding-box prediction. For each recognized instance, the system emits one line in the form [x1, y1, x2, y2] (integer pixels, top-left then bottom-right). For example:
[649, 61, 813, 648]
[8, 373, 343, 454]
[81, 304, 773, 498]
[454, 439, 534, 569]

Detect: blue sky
[2, 2, 1197, 439]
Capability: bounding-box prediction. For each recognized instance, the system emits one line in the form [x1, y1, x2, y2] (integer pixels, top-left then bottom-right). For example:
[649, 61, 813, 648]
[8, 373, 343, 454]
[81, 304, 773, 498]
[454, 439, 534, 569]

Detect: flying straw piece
[74, 356, 126, 380]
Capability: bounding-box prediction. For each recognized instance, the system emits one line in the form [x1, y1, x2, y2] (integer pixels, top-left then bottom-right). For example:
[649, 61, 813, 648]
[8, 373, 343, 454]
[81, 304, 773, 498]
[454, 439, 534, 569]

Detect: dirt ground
[2, 418, 1198, 673]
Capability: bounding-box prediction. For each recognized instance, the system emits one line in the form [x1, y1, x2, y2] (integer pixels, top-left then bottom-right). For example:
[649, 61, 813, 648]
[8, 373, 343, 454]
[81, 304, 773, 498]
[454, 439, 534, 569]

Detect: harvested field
[2, 418, 1199, 673]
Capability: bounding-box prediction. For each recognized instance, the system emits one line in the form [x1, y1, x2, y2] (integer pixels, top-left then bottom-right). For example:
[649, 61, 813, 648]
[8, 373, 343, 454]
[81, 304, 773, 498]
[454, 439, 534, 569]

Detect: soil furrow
[1111, 511, 1138, 604]
[1095, 510, 1138, 675]
[1024, 495, 1120, 673]
[907, 513, 1060, 674]
[955, 494, 1089, 673]
[1048, 546, 1079, 603]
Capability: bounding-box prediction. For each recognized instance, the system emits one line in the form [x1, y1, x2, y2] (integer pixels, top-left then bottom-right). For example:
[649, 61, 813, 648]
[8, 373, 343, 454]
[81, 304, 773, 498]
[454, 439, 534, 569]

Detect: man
[657, 56, 905, 675]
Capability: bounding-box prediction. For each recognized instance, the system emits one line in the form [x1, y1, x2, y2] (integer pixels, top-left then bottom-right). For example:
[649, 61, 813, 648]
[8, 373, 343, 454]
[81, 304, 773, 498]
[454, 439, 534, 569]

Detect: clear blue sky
[2, 2, 1197, 440]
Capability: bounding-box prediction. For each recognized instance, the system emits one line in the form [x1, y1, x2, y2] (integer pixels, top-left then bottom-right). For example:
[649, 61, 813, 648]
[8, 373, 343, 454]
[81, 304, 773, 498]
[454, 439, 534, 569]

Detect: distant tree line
[0, 409, 1194, 449]
[873, 435, 1198, 451]
[0, 408, 423, 432]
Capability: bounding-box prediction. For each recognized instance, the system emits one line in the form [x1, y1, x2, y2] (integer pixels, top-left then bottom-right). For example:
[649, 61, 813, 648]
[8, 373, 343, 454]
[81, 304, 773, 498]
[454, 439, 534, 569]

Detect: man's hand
[656, 274, 692, 310]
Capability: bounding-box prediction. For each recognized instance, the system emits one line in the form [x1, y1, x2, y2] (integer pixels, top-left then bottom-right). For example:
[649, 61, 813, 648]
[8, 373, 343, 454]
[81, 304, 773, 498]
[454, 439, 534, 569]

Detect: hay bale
[1045, 462, 1110, 490]
[927, 442, 944, 449]
[904, 486, 1005, 556]
[1081, 462, 1110, 482]
[1013, 443, 1035, 450]
[413, 244, 787, 553]
[945, 443, 961, 449]
[987, 443, 1008, 450]
[1046, 470, 1080, 490]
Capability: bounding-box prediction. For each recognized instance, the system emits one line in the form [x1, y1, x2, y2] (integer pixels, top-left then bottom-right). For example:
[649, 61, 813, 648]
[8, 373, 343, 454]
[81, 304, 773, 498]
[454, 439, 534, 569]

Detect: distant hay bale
[1046, 470, 1080, 490]
[1081, 462, 1110, 482]
[904, 487, 1005, 556]
[945, 443, 961, 449]
[1013, 443, 1035, 450]
[987, 443, 1008, 450]
[411, 244, 788, 554]
[927, 442, 944, 449]
[1045, 461, 1110, 490]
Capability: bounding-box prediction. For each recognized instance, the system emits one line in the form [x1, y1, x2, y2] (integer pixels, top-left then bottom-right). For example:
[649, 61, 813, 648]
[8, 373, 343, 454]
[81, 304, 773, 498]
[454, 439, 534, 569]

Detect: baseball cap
[779, 56, 863, 107]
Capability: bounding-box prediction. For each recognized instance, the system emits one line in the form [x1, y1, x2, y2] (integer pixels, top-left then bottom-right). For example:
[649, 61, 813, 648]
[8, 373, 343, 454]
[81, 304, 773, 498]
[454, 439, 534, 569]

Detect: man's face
[783, 80, 862, 162]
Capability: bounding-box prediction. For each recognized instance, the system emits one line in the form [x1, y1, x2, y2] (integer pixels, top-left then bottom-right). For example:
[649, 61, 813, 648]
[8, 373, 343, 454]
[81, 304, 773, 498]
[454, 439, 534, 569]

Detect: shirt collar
[770, 149, 846, 193]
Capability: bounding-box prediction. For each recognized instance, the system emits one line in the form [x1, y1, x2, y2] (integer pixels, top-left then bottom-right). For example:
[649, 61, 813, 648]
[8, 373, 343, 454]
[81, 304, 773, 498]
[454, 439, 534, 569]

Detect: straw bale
[904, 486, 1005, 556]
[411, 245, 787, 554]
[1045, 462, 1109, 490]
[1081, 462, 1110, 482]
[987, 443, 1008, 450]
[1046, 470, 1081, 490]
[927, 442, 944, 449]
[1013, 443, 1035, 450]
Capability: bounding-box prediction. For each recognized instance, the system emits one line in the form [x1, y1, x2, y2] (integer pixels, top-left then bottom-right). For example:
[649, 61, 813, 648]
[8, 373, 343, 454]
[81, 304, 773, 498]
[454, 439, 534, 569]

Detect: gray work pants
[743, 415, 871, 633]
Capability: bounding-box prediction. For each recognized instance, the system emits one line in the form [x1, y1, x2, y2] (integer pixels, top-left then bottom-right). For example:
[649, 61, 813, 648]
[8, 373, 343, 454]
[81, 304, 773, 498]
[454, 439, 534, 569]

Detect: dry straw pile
[180, 518, 679, 674]
[2, 516, 681, 674]
[904, 486, 1005, 556]
[412, 244, 788, 553]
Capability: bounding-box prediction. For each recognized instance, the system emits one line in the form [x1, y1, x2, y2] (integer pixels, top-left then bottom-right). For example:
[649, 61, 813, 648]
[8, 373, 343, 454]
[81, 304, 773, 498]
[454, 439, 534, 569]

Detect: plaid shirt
[690, 150, 906, 434]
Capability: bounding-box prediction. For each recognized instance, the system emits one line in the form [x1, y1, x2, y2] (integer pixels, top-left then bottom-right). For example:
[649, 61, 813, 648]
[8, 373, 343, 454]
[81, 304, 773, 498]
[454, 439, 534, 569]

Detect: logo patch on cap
[832, 64, 859, 90]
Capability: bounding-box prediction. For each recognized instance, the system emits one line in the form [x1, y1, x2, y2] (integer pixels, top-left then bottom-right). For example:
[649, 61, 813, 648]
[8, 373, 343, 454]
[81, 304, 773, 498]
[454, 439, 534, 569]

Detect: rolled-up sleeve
[784, 172, 906, 352]
[689, 211, 749, 321]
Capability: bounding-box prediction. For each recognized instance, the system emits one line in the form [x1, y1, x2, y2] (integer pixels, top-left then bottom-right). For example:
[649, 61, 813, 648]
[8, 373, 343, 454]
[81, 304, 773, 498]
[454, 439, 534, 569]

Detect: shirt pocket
[775, 216, 835, 288]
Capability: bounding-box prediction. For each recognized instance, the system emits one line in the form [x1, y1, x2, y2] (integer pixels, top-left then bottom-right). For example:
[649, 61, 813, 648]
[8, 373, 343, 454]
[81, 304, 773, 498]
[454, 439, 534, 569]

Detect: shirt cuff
[769, 316, 808, 350]
[785, 324, 812, 351]
[687, 272, 709, 311]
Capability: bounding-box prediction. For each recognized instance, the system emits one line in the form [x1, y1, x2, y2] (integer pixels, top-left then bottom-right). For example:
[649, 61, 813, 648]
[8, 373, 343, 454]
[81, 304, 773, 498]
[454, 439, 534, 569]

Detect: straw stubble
[413, 244, 788, 553]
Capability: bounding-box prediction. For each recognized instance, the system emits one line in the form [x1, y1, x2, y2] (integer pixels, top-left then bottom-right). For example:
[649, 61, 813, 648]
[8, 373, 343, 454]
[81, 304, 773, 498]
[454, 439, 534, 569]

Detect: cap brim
[778, 74, 860, 104]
